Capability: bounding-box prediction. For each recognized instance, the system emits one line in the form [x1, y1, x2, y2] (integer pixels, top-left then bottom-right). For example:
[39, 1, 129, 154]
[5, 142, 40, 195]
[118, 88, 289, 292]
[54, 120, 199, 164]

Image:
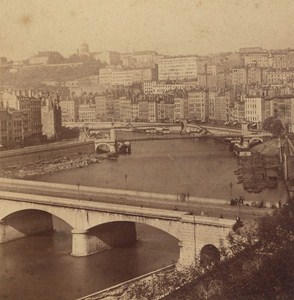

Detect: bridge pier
[177, 216, 232, 267]
[71, 222, 137, 256]
[0, 210, 54, 243]
[71, 229, 101, 256]
[177, 221, 199, 266]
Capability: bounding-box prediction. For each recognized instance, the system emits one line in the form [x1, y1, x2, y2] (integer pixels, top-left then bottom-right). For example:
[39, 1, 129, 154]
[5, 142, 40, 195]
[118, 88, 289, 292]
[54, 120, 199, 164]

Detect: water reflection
[0, 217, 179, 300]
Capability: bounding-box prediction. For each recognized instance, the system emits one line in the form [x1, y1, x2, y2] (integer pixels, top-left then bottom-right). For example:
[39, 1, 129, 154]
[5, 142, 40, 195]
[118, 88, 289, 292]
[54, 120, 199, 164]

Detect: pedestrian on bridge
[180, 192, 186, 201]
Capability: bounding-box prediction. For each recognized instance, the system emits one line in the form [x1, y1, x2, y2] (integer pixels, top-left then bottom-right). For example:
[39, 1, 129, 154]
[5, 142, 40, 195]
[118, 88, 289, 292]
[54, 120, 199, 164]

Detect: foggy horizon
[1, 0, 294, 60]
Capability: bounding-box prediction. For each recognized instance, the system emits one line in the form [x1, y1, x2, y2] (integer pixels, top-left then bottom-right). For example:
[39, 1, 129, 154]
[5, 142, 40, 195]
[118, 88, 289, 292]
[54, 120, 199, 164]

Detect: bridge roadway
[116, 133, 243, 142]
[0, 178, 270, 221]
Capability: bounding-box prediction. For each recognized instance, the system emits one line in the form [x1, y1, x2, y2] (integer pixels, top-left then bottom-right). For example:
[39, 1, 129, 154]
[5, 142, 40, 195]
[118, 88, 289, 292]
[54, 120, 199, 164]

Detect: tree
[167, 202, 294, 299]
[218, 201, 294, 299]
[262, 117, 284, 136]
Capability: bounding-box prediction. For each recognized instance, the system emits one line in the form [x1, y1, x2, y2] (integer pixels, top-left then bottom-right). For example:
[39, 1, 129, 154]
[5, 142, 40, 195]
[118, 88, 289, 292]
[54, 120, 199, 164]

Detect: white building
[99, 67, 156, 86]
[244, 97, 265, 123]
[157, 56, 198, 81]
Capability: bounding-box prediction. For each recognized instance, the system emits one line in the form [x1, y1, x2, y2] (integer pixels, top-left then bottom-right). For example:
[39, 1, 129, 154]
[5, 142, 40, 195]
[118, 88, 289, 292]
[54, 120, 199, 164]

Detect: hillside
[0, 63, 100, 88]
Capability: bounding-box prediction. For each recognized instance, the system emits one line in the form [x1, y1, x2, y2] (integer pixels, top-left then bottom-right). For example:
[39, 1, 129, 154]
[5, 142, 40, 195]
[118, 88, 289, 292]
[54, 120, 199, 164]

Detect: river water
[0, 221, 179, 300]
[37, 135, 285, 202]
[0, 136, 286, 299]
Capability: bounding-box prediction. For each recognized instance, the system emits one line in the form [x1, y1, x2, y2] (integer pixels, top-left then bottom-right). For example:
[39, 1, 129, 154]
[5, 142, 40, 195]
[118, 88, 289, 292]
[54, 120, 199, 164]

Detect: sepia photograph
[0, 0, 294, 299]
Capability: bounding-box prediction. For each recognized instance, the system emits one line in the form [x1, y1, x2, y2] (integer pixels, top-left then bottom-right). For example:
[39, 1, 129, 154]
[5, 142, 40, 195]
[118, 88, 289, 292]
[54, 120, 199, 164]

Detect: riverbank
[0, 152, 107, 179]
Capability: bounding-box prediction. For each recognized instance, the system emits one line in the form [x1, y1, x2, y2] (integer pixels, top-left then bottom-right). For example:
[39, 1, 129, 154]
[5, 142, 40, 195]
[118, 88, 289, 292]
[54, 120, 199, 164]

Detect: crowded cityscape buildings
[2, 44, 294, 148]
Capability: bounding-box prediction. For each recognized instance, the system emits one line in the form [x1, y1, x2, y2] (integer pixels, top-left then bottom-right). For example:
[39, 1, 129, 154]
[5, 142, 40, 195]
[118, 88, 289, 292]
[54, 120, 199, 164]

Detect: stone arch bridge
[0, 183, 234, 266]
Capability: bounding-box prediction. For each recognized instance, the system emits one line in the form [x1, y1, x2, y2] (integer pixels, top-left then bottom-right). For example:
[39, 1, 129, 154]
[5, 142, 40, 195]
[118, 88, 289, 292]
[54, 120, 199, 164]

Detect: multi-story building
[187, 89, 209, 122]
[164, 102, 175, 122]
[156, 97, 175, 122]
[0, 108, 24, 146]
[118, 97, 138, 122]
[247, 66, 262, 85]
[244, 96, 265, 123]
[157, 56, 198, 81]
[1, 90, 42, 142]
[214, 92, 231, 122]
[270, 51, 288, 69]
[206, 64, 224, 76]
[78, 104, 96, 122]
[242, 52, 269, 68]
[174, 96, 188, 121]
[119, 97, 132, 122]
[59, 99, 79, 122]
[148, 101, 157, 122]
[232, 67, 247, 85]
[95, 95, 108, 121]
[265, 96, 294, 128]
[208, 91, 217, 121]
[138, 100, 149, 121]
[266, 69, 294, 84]
[99, 67, 157, 86]
[143, 81, 185, 94]
[0, 108, 10, 146]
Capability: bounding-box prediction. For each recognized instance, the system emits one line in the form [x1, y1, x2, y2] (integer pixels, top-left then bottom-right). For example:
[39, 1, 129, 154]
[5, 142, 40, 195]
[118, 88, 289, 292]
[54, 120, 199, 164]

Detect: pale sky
[1, 0, 294, 60]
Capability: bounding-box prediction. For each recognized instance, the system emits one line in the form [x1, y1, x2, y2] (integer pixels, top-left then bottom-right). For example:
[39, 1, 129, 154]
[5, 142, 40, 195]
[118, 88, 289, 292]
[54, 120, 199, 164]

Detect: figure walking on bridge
[180, 122, 185, 134]
[186, 192, 190, 201]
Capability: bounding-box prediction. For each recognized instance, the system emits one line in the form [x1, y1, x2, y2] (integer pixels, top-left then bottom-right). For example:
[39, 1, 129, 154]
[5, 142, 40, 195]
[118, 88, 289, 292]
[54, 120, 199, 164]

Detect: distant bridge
[78, 122, 270, 152]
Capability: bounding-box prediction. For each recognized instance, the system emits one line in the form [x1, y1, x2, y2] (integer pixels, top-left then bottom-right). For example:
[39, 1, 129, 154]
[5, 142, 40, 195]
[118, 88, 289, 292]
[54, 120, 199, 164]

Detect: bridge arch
[87, 220, 181, 241]
[0, 208, 73, 229]
[95, 143, 111, 154]
[200, 244, 221, 267]
[83, 215, 182, 241]
[0, 208, 73, 244]
[72, 220, 180, 258]
[0, 202, 76, 229]
[249, 137, 263, 147]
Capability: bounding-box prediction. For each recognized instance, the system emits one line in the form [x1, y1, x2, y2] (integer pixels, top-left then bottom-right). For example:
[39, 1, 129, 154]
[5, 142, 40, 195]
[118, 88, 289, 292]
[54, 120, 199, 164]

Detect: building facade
[158, 56, 198, 81]
[244, 96, 265, 123]
[187, 89, 209, 121]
